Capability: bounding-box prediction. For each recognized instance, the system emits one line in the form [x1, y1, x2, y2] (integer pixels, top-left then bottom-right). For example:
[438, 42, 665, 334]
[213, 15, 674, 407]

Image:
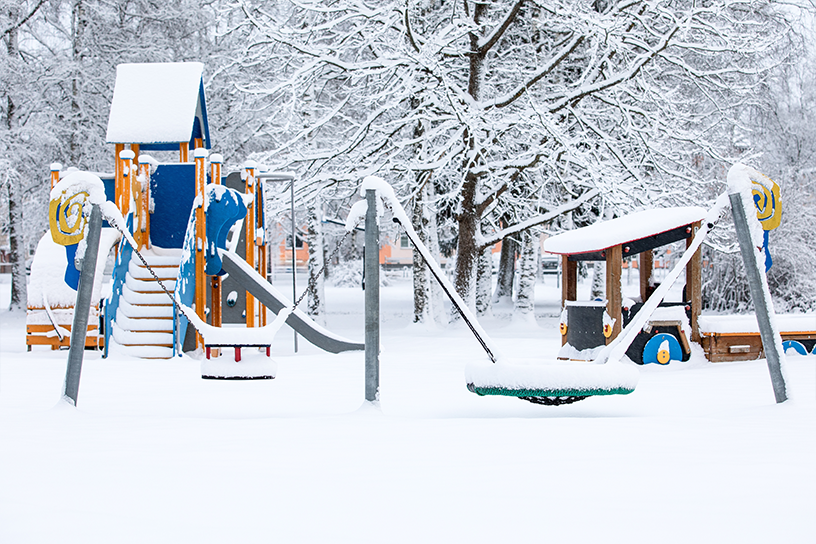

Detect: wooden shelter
[542, 207, 707, 344]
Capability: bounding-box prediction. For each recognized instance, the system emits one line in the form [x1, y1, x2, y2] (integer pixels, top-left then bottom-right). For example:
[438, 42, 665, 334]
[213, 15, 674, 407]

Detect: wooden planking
[702, 331, 816, 362]
[26, 324, 103, 350]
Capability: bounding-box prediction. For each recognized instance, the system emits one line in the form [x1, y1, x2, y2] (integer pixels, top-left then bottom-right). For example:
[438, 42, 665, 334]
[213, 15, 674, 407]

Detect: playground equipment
[28, 62, 362, 376]
[542, 206, 706, 365]
[353, 166, 790, 406]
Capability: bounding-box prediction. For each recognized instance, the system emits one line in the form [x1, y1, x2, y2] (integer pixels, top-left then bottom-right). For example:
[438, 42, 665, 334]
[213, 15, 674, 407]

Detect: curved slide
[220, 250, 364, 353]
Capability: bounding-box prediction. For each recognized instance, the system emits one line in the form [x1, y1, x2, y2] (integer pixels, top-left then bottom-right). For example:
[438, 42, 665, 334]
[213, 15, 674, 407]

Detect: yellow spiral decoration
[751, 178, 781, 231]
[49, 191, 90, 246]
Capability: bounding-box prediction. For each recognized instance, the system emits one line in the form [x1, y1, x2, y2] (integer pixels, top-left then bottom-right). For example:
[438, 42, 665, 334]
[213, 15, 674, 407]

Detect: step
[118, 297, 174, 319]
[112, 324, 173, 346]
[122, 284, 175, 306]
[118, 344, 175, 359]
[115, 311, 173, 333]
[128, 260, 178, 281]
[125, 274, 176, 294]
[129, 248, 183, 267]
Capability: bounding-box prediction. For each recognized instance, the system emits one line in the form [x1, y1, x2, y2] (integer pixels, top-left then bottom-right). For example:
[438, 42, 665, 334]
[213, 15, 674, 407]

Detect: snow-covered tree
[229, 0, 793, 317]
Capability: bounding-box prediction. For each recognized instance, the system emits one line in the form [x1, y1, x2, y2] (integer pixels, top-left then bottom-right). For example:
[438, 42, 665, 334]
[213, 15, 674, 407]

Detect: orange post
[180, 142, 189, 163]
[114, 143, 125, 211]
[119, 149, 135, 216]
[136, 157, 152, 249]
[194, 148, 208, 349]
[210, 154, 223, 339]
[244, 161, 257, 328]
[50, 163, 61, 189]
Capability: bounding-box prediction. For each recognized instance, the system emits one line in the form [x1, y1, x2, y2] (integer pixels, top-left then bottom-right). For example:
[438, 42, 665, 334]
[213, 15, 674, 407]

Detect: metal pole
[364, 189, 380, 402]
[290, 180, 298, 352]
[63, 204, 103, 406]
[729, 192, 788, 403]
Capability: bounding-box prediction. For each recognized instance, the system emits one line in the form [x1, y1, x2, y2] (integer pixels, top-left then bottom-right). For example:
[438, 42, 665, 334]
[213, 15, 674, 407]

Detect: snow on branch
[478, 188, 601, 248]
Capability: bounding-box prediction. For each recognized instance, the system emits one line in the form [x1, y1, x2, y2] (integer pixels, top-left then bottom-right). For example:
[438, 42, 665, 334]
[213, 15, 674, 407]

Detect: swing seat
[465, 358, 638, 405]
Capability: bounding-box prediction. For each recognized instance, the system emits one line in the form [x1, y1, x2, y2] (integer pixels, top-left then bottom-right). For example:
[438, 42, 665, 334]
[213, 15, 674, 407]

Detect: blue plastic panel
[150, 164, 195, 249]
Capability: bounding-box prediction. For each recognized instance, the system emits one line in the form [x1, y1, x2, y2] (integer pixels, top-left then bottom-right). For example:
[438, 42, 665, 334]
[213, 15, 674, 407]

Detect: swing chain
[291, 227, 354, 310]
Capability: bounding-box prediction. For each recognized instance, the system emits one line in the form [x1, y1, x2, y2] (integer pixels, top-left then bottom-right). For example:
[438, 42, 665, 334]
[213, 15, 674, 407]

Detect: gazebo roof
[105, 62, 211, 151]
[543, 206, 707, 261]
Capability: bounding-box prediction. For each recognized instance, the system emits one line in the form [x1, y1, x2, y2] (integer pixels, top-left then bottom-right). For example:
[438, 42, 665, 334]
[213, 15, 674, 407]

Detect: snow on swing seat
[465, 358, 639, 400]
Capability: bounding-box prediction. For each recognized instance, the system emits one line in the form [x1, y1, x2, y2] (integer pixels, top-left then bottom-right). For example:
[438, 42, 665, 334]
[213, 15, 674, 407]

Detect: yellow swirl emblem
[751, 179, 781, 231]
[49, 191, 90, 246]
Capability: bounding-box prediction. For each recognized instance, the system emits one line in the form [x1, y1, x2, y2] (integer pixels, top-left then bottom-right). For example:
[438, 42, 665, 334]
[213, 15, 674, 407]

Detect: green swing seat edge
[468, 384, 636, 398]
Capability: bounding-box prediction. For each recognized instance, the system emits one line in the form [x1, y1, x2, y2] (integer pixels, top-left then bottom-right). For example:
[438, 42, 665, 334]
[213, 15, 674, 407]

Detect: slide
[220, 250, 364, 354]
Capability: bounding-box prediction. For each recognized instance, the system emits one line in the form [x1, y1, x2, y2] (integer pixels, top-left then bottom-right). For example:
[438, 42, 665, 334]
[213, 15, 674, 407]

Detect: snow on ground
[1, 271, 814, 543]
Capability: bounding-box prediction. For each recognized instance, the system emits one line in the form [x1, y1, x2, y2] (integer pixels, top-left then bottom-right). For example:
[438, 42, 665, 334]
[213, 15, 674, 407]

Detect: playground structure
[542, 207, 706, 366]
[27, 62, 362, 369]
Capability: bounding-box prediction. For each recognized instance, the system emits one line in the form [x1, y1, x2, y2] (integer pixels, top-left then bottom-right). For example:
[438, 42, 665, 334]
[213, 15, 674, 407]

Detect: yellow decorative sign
[49, 191, 89, 246]
[752, 178, 781, 231]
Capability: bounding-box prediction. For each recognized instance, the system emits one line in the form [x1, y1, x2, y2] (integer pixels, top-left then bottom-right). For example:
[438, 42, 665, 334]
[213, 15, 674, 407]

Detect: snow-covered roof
[543, 207, 707, 257]
[105, 62, 211, 150]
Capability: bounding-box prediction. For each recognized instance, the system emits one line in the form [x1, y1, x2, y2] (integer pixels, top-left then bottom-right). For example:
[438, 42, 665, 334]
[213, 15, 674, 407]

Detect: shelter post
[606, 244, 622, 342]
[639, 249, 653, 302]
[686, 221, 702, 342]
[561, 255, 577, 346]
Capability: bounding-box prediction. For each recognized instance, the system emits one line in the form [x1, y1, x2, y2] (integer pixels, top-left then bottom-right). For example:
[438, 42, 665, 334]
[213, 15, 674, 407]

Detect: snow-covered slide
[219, 251, 364, 354]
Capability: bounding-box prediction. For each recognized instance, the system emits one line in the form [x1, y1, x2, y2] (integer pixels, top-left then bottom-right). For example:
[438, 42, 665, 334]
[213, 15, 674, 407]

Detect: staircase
[111, 247, 182, 358]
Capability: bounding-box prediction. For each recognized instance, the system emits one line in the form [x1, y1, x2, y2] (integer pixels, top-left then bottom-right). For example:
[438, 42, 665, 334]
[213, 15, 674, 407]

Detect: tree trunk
[475, 244, 493, 316]
[492, 234, 517, 307]
[453, 174, 479, 312]
[69, 0, 88, 166]
[412, 188, 431, 324]
[5, 15, 27, 311]
[306, 202, 325, 323]
[514, 229, 538, 320]
[7, 170, 27, 311]
[590, 261, 605, 300]
[452, 3, 489, 314]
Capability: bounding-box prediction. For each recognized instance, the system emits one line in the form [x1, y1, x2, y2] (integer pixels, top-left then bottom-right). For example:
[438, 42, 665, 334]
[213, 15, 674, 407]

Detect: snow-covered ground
[1, 272, 814, 543]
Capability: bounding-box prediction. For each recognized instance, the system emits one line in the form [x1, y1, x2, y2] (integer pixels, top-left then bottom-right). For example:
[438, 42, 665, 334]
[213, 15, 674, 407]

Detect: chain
[292, 228, 354, 308]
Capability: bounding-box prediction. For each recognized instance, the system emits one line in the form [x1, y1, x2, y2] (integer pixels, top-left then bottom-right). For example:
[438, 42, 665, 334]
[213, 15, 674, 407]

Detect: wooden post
[50, 163, 61, 189]
[686, 221, 702, 342]
[255, 178, 267, 327]
[640, 249, 653, 302]
[606, 244, 622, 342]
[136, 157, 151, 249]
[194, 148, 208, 349]
[119, 149, 135, 217]
[561, 255, 577, 346]
[114, 143, 125, 212]
[210, 154, 222, 343]
[244, 160, 257, 328]
[179, 142, 189, 163]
